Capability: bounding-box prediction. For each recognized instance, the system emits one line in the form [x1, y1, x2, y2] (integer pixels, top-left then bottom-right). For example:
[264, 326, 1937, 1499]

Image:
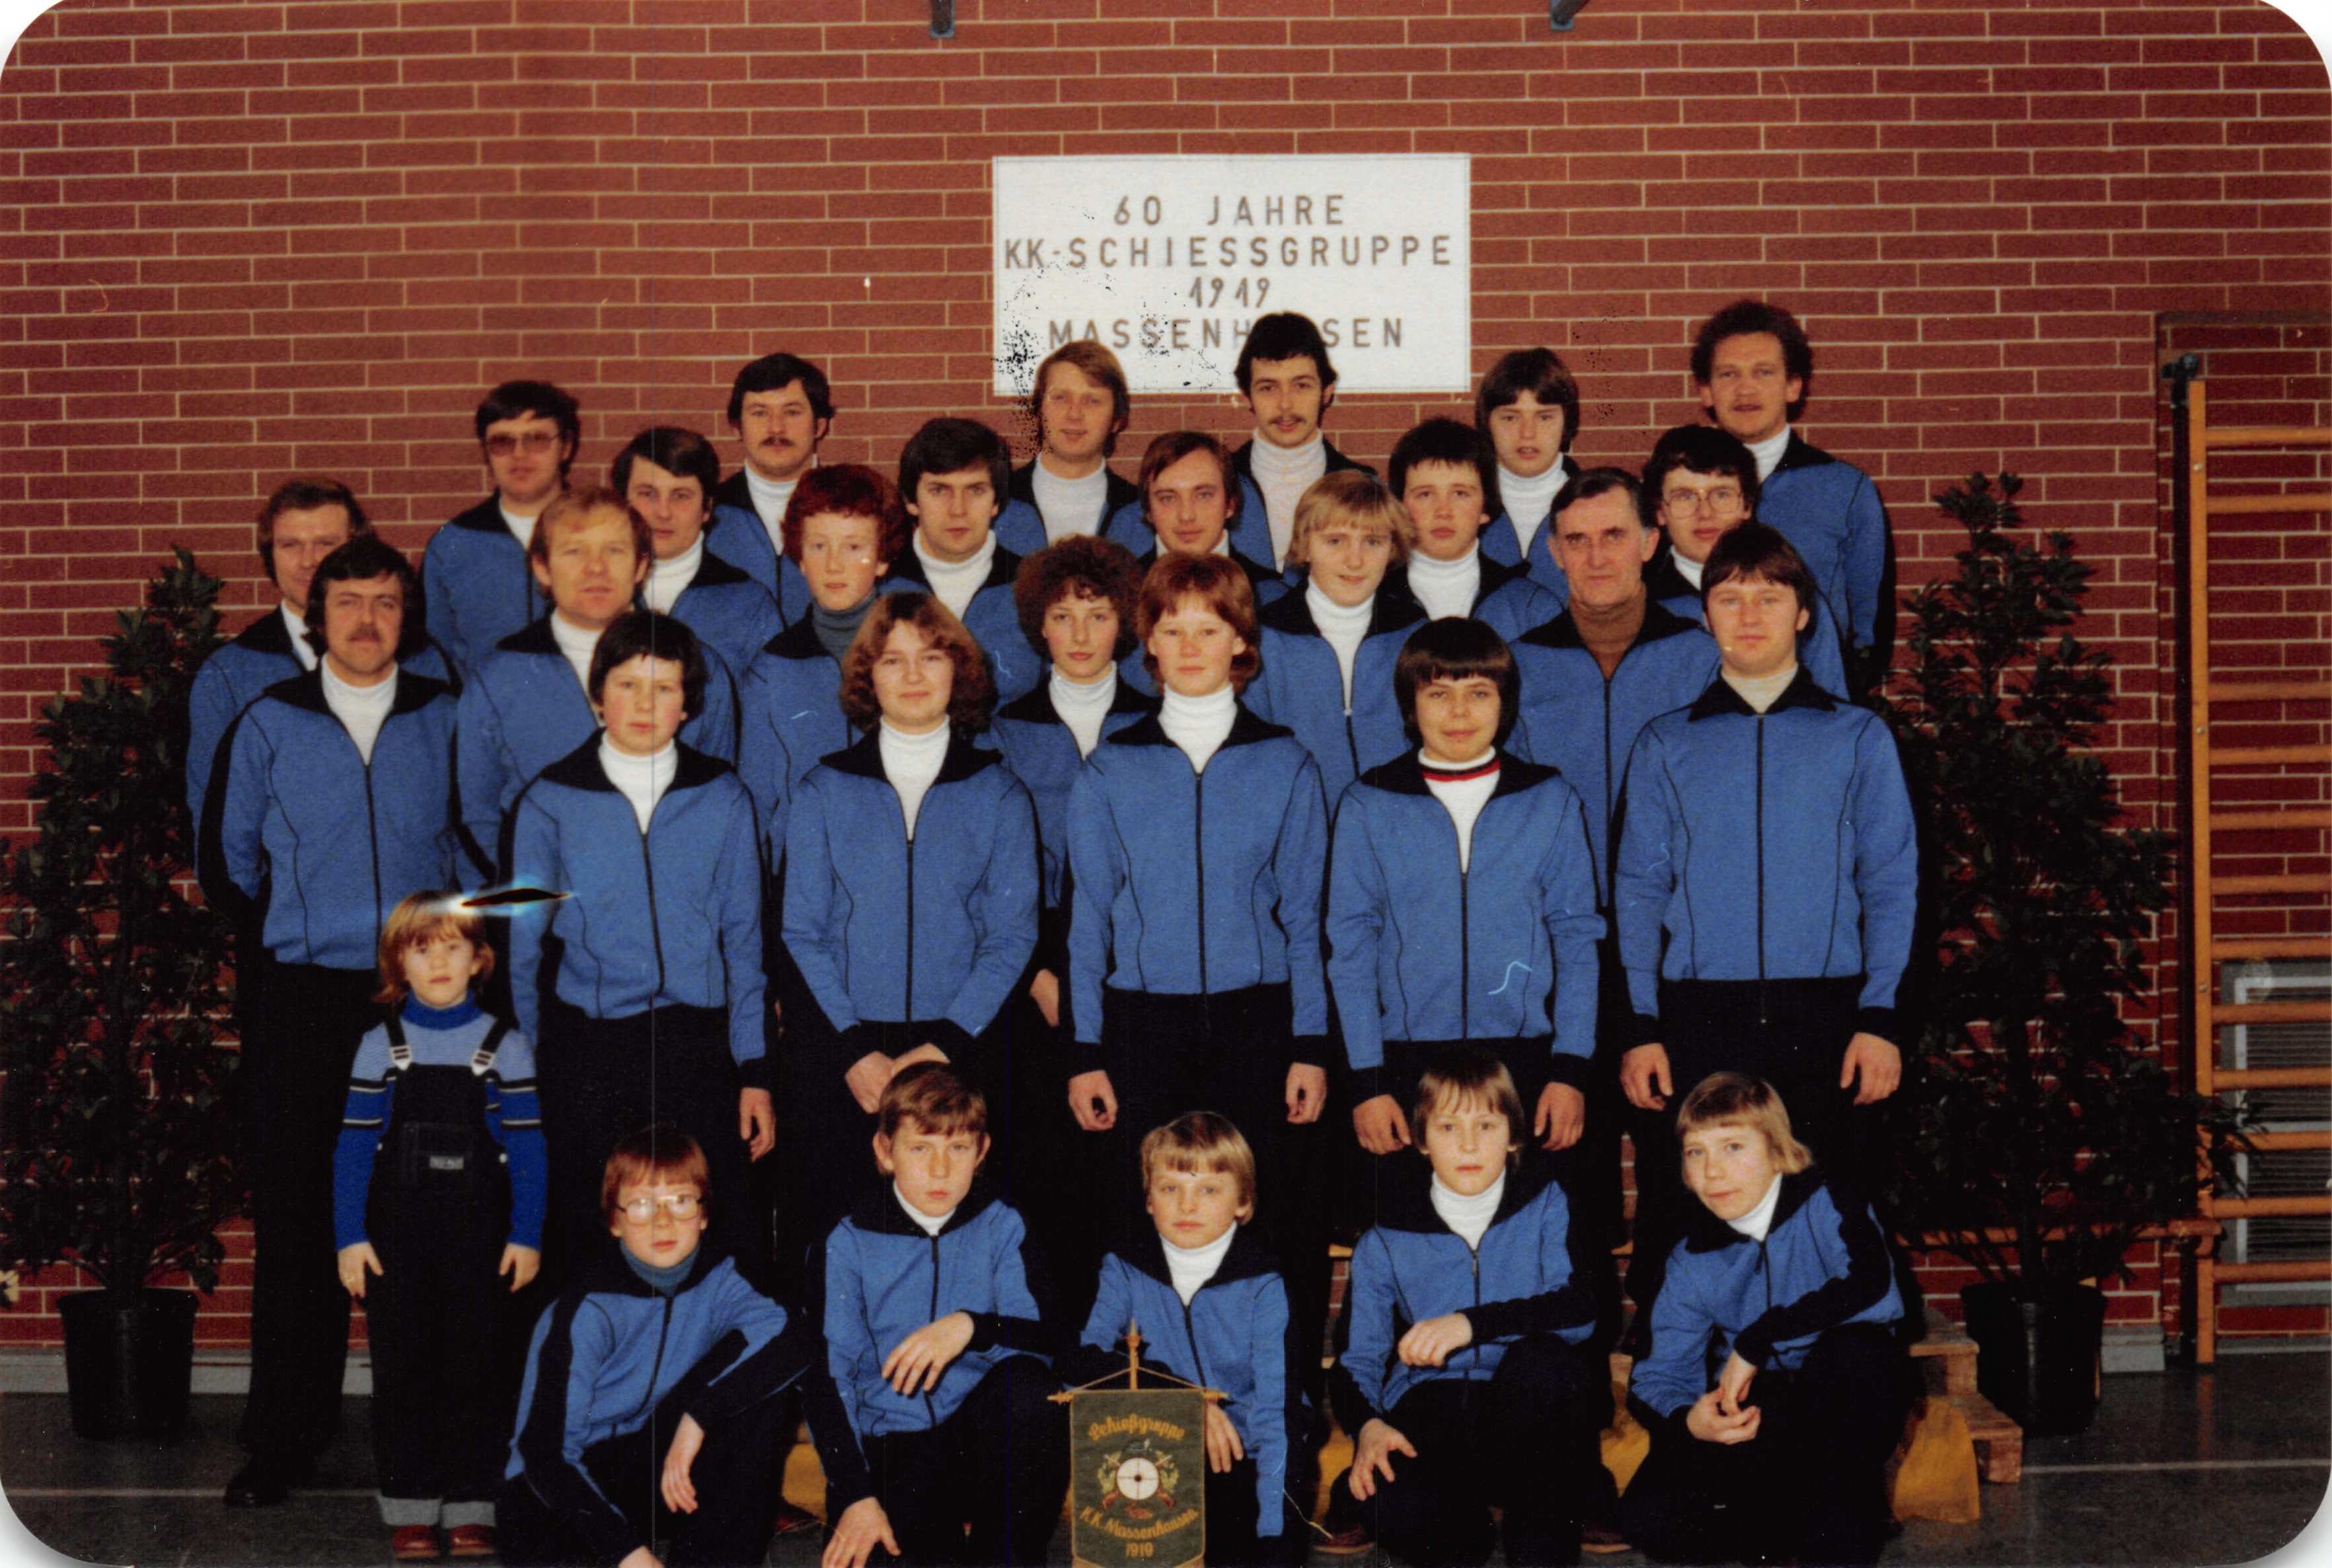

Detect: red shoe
[390, 1526, 440, 1561]
[443, 1524, 495, 1559]
[771, 1501, 823, 1538]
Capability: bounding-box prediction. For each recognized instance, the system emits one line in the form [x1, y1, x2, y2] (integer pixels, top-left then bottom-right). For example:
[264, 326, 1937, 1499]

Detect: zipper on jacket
[1458, 858, 1471, 1037]
[624, 1292, 677, 1424]
[1191, 762, 1209, 992]
[924, 1232, 942, 1426]
[895, 790, 917, 1022]
[1754, 716, 1767, 1025]
[637, 798, 669, 996]
[1343, 708, 1359, 782]
[361, 755, 385, 959]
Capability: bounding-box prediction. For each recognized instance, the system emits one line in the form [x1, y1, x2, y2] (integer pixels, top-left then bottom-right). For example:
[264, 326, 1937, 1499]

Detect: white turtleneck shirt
[500, 502, 540, 553]
[1725, 1172, 1785, 1242]
[1162, 1224, 1237, 1306]
[1304, 583, 1374, 709]
[880, 718, 952, 837]
[1051, 668, 1119, 759]
[894, 1184, 954, 1238]
[1721, 661, 1798, 714]
[642, 538, 703, 615]
[914, 533, 997, 621]
[1497, 458, 1569, 560]
[1159, 685, 1237, 773]
[322, 661, 397, 764]
[1673, 552, 1706, 591]
[744, 467, 802, 561]
[1032, 460, 1110, 542]
[599, 737, 678, 831]
[1746, 426, 1790, 483]
[1430, 1171, 1507, 1250]
[550, 611, 601, 691]
[1421, 749, 1499, 872]
[1408, 546, 1483, 622]
[280, 605, 319, 672]
[1249, 434, 1326, 570]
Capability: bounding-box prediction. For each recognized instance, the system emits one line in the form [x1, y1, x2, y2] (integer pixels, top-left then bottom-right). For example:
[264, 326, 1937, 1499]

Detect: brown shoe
[1581, 1520, 1632, 1554]
[390, 1526, 441, 1561]
[443, 1524, 495, 1559]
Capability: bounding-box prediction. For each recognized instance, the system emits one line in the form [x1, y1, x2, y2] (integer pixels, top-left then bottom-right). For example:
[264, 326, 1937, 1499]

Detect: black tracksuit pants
[1618, 1323, 1907, 1567]
[237, 959, 375, 1462]
[841, 1357, 1067, 1567]
[1328, 1335, 1608, 1567]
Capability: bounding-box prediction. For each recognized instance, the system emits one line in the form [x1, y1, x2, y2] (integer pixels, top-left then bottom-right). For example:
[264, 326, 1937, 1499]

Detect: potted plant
[1875, 474, 2247, 1435]
[0, 550, 245, 1439]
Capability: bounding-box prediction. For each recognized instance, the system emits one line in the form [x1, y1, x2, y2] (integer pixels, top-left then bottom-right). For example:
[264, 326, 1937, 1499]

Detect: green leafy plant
[0, 550, 244, 1298]
[1877, 474, 2247, 1292]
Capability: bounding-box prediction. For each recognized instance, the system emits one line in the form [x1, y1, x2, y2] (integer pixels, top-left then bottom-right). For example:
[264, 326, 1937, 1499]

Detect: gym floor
[3, 1345, 2327, 1567]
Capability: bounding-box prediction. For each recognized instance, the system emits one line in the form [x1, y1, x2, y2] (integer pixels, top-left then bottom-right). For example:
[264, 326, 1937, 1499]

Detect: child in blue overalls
[333, 891, 546, 1561]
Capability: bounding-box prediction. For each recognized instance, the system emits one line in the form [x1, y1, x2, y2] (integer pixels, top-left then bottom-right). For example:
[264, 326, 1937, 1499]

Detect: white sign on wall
[991, 155, 1471, 396]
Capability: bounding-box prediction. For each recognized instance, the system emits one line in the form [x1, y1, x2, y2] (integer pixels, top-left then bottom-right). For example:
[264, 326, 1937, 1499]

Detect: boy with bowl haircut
[1326, 1049, 1608, 1566]
[503, 610, 774, 1274]
[1386, 418, 1564, 640]
[334, 891, 545, 1561]
[502, 1127, 848, 1568]
[813, 1064, 1067, 1568]
[1061, 1112, 1312, 1567]
[1618, 1073, 1906, 1567]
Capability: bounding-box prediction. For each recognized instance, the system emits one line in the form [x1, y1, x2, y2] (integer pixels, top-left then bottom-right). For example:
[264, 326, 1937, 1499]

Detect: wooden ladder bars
[2181, 377, 2332, 1364]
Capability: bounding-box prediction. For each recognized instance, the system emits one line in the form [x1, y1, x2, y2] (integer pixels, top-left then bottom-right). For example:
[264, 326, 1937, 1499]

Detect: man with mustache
[708, 350, 834, 625]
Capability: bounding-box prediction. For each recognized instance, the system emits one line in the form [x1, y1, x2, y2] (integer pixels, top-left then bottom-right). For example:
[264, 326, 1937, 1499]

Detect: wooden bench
[1907, 1313, 2021, 1484]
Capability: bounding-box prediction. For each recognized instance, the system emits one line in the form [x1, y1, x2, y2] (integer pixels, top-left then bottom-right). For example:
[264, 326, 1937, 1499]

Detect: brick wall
[2, 0, 2327, 1351]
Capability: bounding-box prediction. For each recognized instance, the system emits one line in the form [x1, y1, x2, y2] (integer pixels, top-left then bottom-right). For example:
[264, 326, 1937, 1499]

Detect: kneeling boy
[502, 1127, 843, 1568]
[1063, 1112, 1312, 1566]
[1328, 1049, 1608, 1567]
[816, 1064, 1066, 1567]
[1619, 1072, 1907, 1567]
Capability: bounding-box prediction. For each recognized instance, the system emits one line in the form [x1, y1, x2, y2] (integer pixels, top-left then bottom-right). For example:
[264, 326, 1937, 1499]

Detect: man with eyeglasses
[1637, 425, 1850, 700]
[423, 380, 583, 681]
[1690, 299, 1893, 697]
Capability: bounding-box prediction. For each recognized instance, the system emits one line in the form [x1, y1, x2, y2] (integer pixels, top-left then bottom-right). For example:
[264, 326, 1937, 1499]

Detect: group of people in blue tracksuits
[184, 294, 1920, 1566]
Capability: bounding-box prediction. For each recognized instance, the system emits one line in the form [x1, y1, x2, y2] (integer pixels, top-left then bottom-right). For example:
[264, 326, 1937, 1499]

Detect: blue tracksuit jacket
[1626, 1168, 1903, 1431]
[423, 497, 548, 681]
[705, 473, 815, 626]
[457, 616, 739, 879]
[1508, 603, 1721, 902]
[733, 618, 856, 864]
[1244, 577, 1428, 806]
[1613, 669, 1917, 1039]
[186, 609, 453, 859]
[1326, 753, 1605, 1099]
[1461, 554, 1565, 644]
[1064, 1228, 1307, 1540]
[1065, 706, 1330, 1051]
[997, 459, 1142, 555]
[1642, 545, 1851, 700]
[991, 675, 1155, 983]
[200, 669, 469, 970]
[507, 1244, 848, 1567]
[813, 1182, 1053, 1475]
[654, 551, 785, 679]
[781, 731, 1039, 1059]
[882, 543, 1042, 706]
[1334, 1163, 1598, 1427]
[1480, 507, 1571, 600]
[1756, 433, 1891, 660]
[502, 741, 767, 1068]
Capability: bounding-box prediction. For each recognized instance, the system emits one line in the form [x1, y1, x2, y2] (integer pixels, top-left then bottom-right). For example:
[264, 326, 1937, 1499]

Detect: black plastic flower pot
[58, 1287, 198, 1440]
[1959, 1281, 2107, 1437]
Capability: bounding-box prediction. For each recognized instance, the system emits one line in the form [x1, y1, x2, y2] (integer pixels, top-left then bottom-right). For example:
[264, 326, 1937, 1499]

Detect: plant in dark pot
[0, 551, 243, 1440]
[1876, 474, 2248, 1437]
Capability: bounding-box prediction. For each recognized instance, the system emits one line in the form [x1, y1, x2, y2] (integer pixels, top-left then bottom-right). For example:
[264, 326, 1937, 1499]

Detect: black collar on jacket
[1103, 702, 1288, 753]
[1771, 429, 1835, 475]
[638, 548, 755, 602]
[539, 737, 732, 794]
[1260, 574, 1427, 641]
[1470, 552, 1532, 605]
[1642, 544, 1698, 606]
[1679, 1166, 1825, 1253]
[1117, 1221, 1283, 1293]
[759, 615, 828, 663]
[1357, 747, 1558, 802]
[843, 1175, 1002, 1240]
[1371, 1157, 1556, 1237]
[996, 673, 1154, 729]
[498, 615, 564, 658]
[819, 725, 1001, 786]
[711, 471, 756, 513]
[1519, 597, 1704, 655]
[1228, 437, 1371, 482]
[231, 607, 297, 654]
[447, 493, 513, 534]
[884, 540, 1023, 595]
[1008, 459, 1140, 518]
[265, 665, 450, 718]
[1686, 665, 1836, 722]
